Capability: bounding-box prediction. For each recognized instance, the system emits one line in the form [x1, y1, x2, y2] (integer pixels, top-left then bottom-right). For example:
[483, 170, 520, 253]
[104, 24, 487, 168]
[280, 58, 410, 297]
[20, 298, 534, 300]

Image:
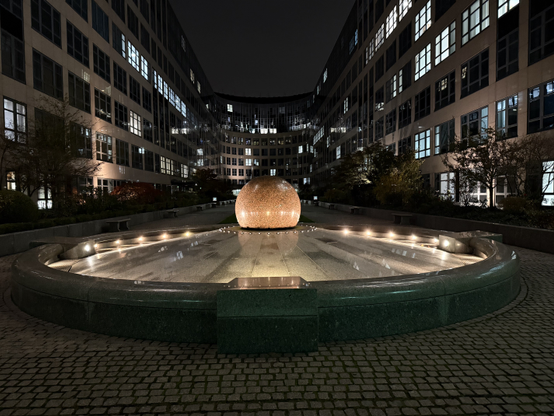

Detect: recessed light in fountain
[235, 176, 301, 229]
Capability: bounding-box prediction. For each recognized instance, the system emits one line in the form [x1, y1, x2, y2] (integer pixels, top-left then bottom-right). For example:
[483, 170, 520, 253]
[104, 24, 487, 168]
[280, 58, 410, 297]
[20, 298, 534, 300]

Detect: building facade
[1, 0, 553, 207]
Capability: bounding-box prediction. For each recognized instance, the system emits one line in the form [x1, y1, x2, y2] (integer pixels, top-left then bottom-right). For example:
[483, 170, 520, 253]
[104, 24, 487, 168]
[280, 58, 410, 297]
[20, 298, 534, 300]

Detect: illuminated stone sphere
[236, 176, 301, 229]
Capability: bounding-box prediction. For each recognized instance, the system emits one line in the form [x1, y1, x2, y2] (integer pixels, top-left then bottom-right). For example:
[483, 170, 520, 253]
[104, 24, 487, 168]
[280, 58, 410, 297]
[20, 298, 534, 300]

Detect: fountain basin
[10, 224, 520, 346]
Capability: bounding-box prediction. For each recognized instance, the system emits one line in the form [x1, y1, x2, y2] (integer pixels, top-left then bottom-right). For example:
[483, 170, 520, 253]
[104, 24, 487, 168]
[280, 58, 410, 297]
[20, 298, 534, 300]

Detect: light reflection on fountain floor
[50, 227, 481, 283]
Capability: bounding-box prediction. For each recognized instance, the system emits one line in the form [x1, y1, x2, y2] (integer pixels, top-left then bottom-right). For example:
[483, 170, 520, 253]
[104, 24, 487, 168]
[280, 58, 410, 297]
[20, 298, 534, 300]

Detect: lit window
[415, 129, 431, 159]
[190, 69, 195, 83]
[498, 0, 518, 18]
[415, 44, 431, 80]
[140, 56, 149, 80]
[129, 111, 141, 137]
[543, 161, 554, 206]
[366, 38, 375, 64]
[270, 169, 276, 176]
[227, 104, 233, 112]
[496, 95, 518, 139]
[462, 0, 490, 45]
[197, 81, 201, 94]
[415, 1, 432, 41]
[127, 41, 140, 71]
[386, 7, 398, 38]
[344, 97, 349, 114]
[323, 68, 328, 83]
[461, 106, 489, 144]
[435, 22, 456, 66]
[399, 0, 413, 21]
[6, 171, 16, 191]
[336, 146, 341, 159]
[245, 148, 251, 155]
[3, 98, 27, 143]
[376, 24, 385, 50]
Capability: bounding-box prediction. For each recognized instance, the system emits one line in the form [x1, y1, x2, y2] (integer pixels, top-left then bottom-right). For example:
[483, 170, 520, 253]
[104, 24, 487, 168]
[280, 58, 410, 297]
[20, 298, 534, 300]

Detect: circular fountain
[10, 178, 520, 349]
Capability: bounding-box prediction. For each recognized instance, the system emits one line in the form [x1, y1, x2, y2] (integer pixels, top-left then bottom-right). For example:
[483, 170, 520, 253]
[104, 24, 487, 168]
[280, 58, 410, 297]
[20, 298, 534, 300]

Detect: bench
[166, 208, 179, 218]
[392, 213, 413, 225]
[196, 205, 203, 211]
[328, 204, 336, 210]
[106, 218, 130, 232]
[350, 206, 361, 214]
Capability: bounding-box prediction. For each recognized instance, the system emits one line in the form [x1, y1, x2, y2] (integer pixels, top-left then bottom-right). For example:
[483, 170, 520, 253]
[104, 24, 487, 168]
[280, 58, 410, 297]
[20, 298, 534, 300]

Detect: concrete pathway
[1, 206, 553, 415]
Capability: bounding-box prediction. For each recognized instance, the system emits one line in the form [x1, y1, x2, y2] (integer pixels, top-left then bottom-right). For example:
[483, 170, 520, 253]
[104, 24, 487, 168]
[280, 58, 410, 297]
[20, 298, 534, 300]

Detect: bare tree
[442, 128, 513, 208]
[10, 96, 99, 208]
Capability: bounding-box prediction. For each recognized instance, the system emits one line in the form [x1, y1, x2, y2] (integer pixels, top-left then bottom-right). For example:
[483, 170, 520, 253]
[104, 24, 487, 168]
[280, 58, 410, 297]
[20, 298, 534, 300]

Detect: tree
[442, 128, 514, 208]
[9, 96, 100, 208]
[373, 151, 422, 206]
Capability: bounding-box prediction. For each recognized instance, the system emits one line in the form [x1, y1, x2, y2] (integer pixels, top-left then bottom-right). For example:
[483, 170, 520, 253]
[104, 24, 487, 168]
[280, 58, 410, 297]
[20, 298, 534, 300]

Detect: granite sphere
[236, 176, 301, 229]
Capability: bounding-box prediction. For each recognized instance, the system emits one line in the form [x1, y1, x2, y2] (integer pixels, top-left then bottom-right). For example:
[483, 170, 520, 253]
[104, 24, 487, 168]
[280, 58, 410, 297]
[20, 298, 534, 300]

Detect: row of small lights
[342, 228, 439, 245]
[86, 231, 196, 253]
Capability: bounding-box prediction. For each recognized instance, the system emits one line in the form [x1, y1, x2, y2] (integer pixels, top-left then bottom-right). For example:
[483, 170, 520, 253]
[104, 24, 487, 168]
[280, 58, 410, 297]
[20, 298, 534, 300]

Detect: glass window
[386, 6, 397, 39]
[461, 49, 489, 98]
[93, 45, 110, 82]
[529, 1, 554, 65]
[434, 119, 455, 155]
[116, 139, 129, 166]
[398, 99, 411, 129]
[114, 101, 128, 130]
[376, 24, 385, 50]
[435, 71, 456, 111]
[141, 56, 149, 80]
[129, 76, 140, 104]
[399, 0, 412, 21]
[91, 0, 109, 42]
[415, 87, 431, 120]
[66, 0, 88, 21]
[112, 23, 126, 58]
[3, 98, 27, 143]
[32, 50, 63, 99]
[496, 95, 518, 139]
[1, 32, 26, 83]
[94, 88, 111, 122]
[543, 161, 554, 206]
[31, 0, 61, 46]
[415, 129, 431, 159]
[415, 44, 431, 81]
[415, 1, 431, 41]
[498, 0, 519, 18]
[435, 21, 455, 65]
[528, 80, 554, 133]
[68, 72, 91, 113]
[461, 106, 489, 143]
[462, 0, 489, 45]
[96, 133, 112, 162]
[66, 21, 89, 67]
[386, 109, 396, 135]
[113, 62, 127, 94]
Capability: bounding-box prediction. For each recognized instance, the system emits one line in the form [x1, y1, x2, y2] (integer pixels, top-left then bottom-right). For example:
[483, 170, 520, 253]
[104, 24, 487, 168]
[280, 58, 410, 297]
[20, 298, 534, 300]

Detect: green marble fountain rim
[11, 225, 517, 309]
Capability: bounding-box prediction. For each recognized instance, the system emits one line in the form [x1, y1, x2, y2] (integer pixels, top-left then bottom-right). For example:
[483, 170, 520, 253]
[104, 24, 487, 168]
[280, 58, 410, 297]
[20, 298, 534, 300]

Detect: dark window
[93, 45, 110, 82]
[497, 7, 519, 80]
[95, 133, 112, 162]
[129, 76, 140, 104]
[434, 119, 455, 155]
[375, 86, 384, 112]
[142, 87, 152, 112]
[143, 119, 152, 142]
[140, 24, 150, 52]
[94, 88, 111, 122]
[461, 49, 489, 98]
[66, 21, 89, 67]
[398, 61, 411, 93]
[375, 55, 384, 82]
[132, 145, 143, 169]
[140, 0, 149, 21]
[529, 0, 554, 65]
[66, 0, 87, 21]
[399, 99, 412, 128]
[92, 0, 109, 42]
[435, 71, 456, 111]
[112, 23, 126, 57]
[127, 5, 139, 39]
[496, 95, 518, 139]
[398, 136, 412, 155]
[116, 139, 129, 166]
[70, 123, 92, 158]
[68, 72, 91, 113]
[386, 41, 396, 70]
[528, 80, 554, 133]
[398, 22, 411, 58]
[375, 0, 383, 21]
[113, 62, 127, 94]
[1, 31, 25, 83]
[415, 87, 431, 121]
[1, 0, 23, 18]
[114, 101, 128, 130]
[31, 0, 61, 47]
[385, 75, 397, 103]
[385, 109, 396, 135]
[111, 0, 125, 22]
[32, 50, 63, 99]
[375, 116, 384, 140]
[435, 0, 456, 21]
[144, 149, 154, 171]
[461, 106, 489, 143]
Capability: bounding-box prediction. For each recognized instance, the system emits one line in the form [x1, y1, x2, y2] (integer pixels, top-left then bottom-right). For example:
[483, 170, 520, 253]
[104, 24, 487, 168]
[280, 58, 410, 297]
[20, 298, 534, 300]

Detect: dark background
[170, 0, 356, 97]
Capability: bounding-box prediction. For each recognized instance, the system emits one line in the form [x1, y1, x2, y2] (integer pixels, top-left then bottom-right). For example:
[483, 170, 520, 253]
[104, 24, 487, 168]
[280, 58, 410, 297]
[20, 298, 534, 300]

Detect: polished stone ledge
[10, 225, 520, 349]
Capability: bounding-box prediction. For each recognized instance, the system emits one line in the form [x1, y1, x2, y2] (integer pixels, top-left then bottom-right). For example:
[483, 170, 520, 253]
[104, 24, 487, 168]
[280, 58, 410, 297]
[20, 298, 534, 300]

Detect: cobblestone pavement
[1, 208, 553, 415]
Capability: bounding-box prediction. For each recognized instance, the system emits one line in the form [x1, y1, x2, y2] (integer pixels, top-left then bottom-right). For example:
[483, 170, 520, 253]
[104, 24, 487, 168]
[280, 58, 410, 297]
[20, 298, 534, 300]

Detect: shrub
[0, 190, 39, 224]
[111, 182, 165, 205]
[501, 196, 528, 213]
[322, 188, 350, 204]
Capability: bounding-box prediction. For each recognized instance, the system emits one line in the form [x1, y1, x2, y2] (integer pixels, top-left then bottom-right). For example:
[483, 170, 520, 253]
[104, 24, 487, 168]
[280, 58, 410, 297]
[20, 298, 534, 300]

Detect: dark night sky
[169, 0, 356, 97]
